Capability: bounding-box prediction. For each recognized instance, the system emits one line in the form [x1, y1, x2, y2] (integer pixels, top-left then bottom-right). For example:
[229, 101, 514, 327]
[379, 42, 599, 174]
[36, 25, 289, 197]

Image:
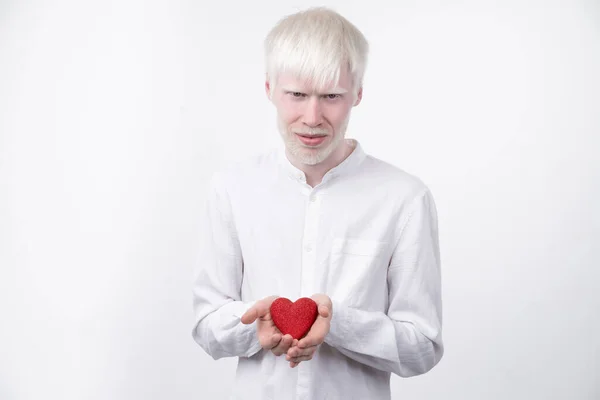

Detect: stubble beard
[277, 116, 349, 166]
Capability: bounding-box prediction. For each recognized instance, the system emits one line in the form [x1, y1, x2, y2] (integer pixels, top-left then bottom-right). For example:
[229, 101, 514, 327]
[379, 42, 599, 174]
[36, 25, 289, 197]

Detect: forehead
[276, 67, 353, 94]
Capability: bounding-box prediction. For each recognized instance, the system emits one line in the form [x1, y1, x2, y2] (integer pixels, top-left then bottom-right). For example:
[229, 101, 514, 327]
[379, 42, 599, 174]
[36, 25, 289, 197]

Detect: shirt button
[305, 244, 313, 252]
[310, 196, 317, 203]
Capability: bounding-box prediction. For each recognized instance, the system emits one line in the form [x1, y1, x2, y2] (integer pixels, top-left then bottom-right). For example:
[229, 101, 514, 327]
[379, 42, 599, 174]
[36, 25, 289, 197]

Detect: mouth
[295, 133, 327, 147]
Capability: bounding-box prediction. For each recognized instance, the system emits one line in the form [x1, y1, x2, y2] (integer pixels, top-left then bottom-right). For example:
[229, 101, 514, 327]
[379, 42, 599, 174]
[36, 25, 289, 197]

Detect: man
[192, 7, 443, 400]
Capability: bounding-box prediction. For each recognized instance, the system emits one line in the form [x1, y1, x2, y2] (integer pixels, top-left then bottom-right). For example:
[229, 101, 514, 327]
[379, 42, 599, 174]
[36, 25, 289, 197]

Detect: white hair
[264, 7, 369, 95]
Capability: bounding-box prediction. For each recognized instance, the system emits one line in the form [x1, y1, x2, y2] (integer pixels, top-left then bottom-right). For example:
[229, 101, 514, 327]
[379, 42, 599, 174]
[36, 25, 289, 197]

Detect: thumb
[241, 302, 264, 325]
[240, 307, 258, 325]
[318, 304, 330, 318]
[241, 298, 272, 324]
[241, 296, 278, 324]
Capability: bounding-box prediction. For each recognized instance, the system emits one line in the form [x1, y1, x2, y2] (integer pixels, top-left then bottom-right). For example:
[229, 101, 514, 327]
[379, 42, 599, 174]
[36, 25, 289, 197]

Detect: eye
[290, 92, 306, 98]
[324, 94, 341, 100]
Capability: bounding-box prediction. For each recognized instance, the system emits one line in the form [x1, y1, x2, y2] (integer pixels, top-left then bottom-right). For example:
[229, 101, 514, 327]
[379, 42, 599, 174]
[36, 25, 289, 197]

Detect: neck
[286, 140, 354, 187]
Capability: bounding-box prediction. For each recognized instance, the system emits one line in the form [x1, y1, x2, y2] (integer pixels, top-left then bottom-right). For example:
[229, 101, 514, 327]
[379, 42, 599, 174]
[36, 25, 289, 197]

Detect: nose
[302, 96, 323, 127]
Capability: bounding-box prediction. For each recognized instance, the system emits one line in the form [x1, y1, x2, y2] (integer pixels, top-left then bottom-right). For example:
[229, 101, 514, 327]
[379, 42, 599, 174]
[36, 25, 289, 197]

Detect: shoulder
[359, 154, 432, 202]
[359, 154, 439, 238]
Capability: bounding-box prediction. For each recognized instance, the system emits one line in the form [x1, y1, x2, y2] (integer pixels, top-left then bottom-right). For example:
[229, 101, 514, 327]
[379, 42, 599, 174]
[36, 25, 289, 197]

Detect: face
[266, 67, 362, 166]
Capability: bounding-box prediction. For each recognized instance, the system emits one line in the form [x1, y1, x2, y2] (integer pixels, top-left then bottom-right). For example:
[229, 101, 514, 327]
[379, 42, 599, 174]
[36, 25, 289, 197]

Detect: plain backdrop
[1, 0, 599, 399]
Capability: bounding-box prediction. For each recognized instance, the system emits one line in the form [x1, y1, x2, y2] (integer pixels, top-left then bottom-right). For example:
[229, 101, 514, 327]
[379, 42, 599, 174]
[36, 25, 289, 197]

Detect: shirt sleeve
[191, 172, 262, 359]
[324, 188, 444, 377]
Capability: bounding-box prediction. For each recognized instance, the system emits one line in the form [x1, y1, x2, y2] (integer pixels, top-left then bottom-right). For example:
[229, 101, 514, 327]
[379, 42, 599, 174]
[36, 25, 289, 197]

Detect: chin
[295, 144, 335, 166]
[298, 153, 324, 166]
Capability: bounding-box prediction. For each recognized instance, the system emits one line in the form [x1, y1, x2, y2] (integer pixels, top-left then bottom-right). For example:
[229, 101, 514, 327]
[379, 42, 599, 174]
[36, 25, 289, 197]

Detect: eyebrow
[281, 86, 349, 95]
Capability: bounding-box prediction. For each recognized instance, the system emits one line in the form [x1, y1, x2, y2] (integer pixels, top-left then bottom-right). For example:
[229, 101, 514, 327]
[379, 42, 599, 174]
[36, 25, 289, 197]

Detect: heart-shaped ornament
[270, 297, 318, 340]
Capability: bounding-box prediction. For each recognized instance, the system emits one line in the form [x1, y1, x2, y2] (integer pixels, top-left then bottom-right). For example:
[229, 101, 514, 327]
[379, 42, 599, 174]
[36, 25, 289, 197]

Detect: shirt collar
[277, 139, 367, 184]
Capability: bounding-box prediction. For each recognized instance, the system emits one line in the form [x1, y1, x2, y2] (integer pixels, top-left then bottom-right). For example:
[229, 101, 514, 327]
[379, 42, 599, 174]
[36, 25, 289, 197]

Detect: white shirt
[192, 139, 444, 400]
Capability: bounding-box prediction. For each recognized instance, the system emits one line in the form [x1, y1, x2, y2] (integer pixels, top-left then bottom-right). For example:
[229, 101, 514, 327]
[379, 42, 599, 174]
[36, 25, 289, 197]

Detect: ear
[265, 77, 272, 100]
[353, 86, 363, 106]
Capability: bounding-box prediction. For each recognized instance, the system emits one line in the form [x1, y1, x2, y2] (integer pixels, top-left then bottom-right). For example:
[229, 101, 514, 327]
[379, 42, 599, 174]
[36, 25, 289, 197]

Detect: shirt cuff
[324, 299, 352, 348]
[230, 300, 258, 319]
[229, 300, 262, 358]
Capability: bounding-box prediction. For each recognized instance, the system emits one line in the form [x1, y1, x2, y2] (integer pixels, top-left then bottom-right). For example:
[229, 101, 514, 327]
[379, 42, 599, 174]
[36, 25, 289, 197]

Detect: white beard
[277, 116, 350, 166]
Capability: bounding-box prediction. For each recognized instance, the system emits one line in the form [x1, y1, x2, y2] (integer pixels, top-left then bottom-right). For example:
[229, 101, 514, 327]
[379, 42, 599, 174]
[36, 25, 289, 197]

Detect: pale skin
[267, 66, 362, 187]
[240, 294, 332, 368]
[240, 66, 362, 367]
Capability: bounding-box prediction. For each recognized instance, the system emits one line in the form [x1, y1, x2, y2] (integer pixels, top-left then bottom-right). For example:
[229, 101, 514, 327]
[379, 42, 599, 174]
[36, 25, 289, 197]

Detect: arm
[324, 188, 444, 377]
[191, 172, 261, 359]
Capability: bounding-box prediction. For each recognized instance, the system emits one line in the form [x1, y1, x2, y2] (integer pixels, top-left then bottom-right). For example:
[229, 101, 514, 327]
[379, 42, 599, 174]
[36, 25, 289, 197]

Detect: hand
[240, 295, 295, 356]
[286, 293, 332, 368]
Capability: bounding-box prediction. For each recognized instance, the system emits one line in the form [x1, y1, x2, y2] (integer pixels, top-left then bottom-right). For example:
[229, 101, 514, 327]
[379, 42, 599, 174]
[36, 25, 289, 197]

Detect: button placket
[297, 193, 319, 398]
[300, 192, 320, 298]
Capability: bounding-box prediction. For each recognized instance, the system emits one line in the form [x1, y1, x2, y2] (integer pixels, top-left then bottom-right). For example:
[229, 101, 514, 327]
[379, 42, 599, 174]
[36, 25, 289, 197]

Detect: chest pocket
[327, 238, 389, 308]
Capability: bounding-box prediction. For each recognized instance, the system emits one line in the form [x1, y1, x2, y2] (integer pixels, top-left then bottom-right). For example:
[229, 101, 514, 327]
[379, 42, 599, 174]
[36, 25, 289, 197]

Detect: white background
[1, 0, 599, 399]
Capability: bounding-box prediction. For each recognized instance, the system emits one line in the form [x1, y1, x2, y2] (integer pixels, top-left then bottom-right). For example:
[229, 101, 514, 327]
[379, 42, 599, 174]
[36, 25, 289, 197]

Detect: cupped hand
[241, 295, 295, 356]
[286, 293, 332, 368]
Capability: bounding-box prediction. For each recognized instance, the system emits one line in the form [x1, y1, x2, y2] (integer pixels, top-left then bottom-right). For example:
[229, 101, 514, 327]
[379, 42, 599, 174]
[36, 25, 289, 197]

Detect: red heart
[270, 297, 318, 340]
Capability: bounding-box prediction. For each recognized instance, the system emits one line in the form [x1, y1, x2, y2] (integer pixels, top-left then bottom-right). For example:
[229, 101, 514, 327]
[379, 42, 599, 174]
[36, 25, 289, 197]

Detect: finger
[290, 361, 300, 368]
[298, 321, 329, 348]
[318, 304, 330, 318]
[241, 304, 266, 325]
[255, 301, 273, 320]
[263, 333, 282, 350]
[241, 296, 278, 324]
[288, 354, 313, 363]
[287, 344, 317, 358]
[271, 334, 293, 356]
[240, 307, 258, 325]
